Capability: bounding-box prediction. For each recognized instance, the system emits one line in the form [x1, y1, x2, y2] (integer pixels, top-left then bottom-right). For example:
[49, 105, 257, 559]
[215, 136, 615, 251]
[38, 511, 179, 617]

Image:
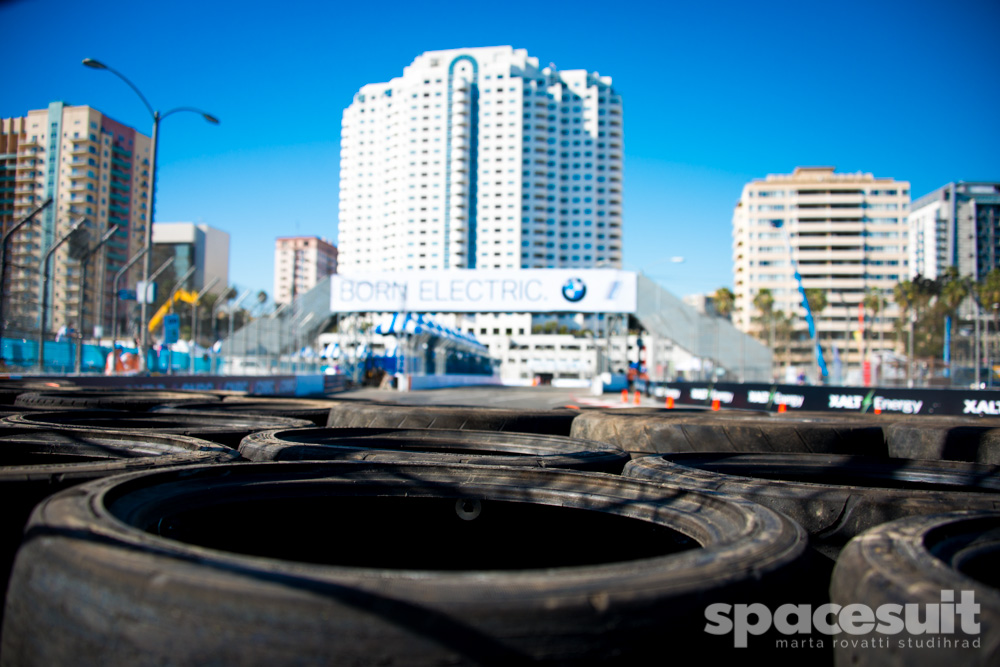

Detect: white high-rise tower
[337, 46, 623, 273]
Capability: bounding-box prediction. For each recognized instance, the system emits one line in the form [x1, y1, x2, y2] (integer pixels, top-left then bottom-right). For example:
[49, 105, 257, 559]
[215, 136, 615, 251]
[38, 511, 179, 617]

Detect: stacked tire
[327, 402, 581, 436]
[3, 410, 315, 449]
[832, 511, 1000, 665]
[1, 461, 816, 663]
[153, 396, 348, 426]
[13, 388, 221, 412]
[0, 427, 239, 633]
[569, 410, 888, 458]
[623, 453, 1000, 558]
[239, 427, 630, 473]
[6, 389, 1000, 662]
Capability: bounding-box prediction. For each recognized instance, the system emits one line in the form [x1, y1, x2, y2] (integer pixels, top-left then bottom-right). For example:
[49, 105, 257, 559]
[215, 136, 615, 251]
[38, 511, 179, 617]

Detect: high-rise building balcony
[68, 180, 95, 193]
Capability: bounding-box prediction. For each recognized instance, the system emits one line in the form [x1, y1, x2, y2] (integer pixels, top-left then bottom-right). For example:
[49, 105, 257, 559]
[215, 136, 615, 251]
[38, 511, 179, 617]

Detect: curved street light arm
[161, 107, 220, 124]
[82, 58, 155, 120]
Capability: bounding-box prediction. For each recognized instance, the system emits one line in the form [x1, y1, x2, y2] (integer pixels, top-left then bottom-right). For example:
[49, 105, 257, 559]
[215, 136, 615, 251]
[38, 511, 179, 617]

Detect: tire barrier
[623, 453, 1000, 559]
[886, 416, 1000, 464]
[1, 461, 812, 663]
[0, 428, 238, 636]
[0, 380, 79, 405]
[238, 427, 630, 473]
[326, 403, 580, 436]
[570, 411, 888, 458]
[0, 404, 93, 419]
[152, 397, 347, 426]
[831, 511, 1000, 666]
[4, 410, 314, 449]
[14, 389, 221, 412]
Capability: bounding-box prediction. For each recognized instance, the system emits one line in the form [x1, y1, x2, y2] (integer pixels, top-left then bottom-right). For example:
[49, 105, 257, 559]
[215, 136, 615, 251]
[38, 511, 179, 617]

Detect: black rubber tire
[570, 411, 888, 457]
[830, 511, 1000, 666]
[14, 389, 220, 412]
[0, 403, 97, 419]
[0, 428, 239, 637]
[624, 453, 1000, 558]
[153, 397, 346, 426]
[0, 380, 79, 405]
[238, 427, 630, 473]
[4, 410, 314, 449]
[326, 403, 580, 436]
[1, 461, 813, 663]
[886, 416, 1000, 464]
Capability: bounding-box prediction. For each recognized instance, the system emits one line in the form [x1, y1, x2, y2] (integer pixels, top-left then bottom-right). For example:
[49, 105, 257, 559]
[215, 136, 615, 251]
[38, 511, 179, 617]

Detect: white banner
[329, 269, 637, 314]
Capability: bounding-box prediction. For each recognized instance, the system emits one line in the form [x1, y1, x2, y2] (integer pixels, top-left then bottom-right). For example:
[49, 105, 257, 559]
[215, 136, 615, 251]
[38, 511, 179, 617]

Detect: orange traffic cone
[711, 399, 721, 411]
[666, 396, 674, 409]
[621, 389, 628, 403]
[777, 403, 787, 413]
[634, 390, 641, 405]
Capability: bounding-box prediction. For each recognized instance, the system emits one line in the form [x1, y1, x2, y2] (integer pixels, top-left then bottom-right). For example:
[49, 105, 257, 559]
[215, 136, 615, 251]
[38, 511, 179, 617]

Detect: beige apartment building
[732, 167, 910, 382]
[273, 236, 338, 304]
[1, 102, 149, 337]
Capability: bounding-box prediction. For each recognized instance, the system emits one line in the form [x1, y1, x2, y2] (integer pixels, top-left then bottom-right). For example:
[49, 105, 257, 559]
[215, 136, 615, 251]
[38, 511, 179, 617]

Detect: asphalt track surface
[337, 385, 666, 410]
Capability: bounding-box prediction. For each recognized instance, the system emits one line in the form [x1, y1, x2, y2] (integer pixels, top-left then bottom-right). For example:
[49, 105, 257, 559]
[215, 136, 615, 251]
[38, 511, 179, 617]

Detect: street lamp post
[211, 287, 236, 373]
[0, 198, 52, 362]
[74, 225, 120, 373]
[270, 302, 290, 374]
[228, 289, 253, 374]
[296, 312, 316, 374]
[189, 277, 221, 374]
[141, 257, 175, 372]
[110, 247, 148, 353]
[212, 287, 236, 342]
[82, 58, 218, 374]
[163, 266, 195, 376]
[37, 217, 86, 372]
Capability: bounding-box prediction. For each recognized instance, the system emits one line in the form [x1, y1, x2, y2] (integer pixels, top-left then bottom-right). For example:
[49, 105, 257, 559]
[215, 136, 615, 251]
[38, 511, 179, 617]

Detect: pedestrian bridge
[221, 273, 773, 382]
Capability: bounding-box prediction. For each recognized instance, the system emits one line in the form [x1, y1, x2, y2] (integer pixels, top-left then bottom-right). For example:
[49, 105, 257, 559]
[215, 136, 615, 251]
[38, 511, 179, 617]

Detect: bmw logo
[562, 278, 587, 303]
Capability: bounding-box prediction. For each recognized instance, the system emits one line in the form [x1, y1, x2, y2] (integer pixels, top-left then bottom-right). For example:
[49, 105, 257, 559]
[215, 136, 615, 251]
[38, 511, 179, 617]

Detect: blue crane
[771, 220, 829, 381]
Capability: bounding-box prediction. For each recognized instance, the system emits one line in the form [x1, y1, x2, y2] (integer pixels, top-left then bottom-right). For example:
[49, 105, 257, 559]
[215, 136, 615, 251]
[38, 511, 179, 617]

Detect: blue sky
[3, 0, 998, 300]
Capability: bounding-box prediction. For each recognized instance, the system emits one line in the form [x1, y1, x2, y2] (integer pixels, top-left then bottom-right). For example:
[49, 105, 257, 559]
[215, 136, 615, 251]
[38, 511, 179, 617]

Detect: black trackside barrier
[657, 382, 1000, 417]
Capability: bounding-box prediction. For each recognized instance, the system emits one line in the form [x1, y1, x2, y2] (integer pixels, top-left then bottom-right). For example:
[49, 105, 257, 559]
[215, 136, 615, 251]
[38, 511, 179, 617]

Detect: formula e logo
[562, 278, 587, 302]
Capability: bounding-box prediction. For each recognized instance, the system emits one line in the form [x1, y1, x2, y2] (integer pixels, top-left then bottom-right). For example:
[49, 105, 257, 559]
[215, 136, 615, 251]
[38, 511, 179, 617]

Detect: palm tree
[752, 288, 775, 347]
[976, 269, 1000, 312]
[862, 287, 883, 342]
[712, 287, 735, 320]
[893, 275, 941, 383]
[939, 268, 971, 325]
[803, 288, 827, 318]
[773, 310, 795, 377]
[930, 269, 969, 378]
[976, 269, 1000, 380]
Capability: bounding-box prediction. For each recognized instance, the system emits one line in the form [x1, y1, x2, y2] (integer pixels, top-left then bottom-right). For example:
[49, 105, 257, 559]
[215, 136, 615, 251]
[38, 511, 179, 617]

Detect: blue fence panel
[1, 338, 115, 373]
